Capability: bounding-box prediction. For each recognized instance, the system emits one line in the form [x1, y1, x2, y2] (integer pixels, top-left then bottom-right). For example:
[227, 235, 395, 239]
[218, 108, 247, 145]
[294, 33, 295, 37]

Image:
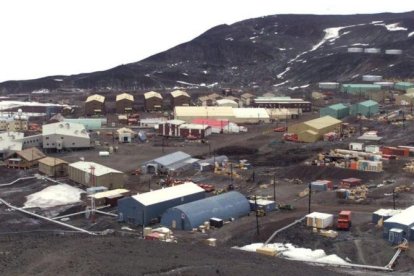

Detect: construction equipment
[278, 203, 294, 210]
[283, 133, 299, 142]
[336, 210, 352, 230]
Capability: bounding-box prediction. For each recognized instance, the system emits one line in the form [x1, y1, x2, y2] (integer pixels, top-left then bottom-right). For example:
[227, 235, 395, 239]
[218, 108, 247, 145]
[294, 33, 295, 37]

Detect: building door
[172, 220, 176, 229]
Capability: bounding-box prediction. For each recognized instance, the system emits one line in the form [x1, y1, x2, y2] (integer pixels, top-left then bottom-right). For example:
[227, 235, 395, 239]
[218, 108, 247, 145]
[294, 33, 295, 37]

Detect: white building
[42, 122, 91, 151]
[0, 132, 42, 160]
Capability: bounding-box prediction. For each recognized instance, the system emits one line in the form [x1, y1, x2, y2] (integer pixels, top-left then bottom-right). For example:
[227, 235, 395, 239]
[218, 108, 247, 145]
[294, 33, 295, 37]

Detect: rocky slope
[1, 12, 414, 93]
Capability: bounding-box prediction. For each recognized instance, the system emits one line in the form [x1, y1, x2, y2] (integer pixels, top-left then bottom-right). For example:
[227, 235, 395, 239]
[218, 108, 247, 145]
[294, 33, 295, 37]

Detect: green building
[341, 84, 382, 95]
[320, 103, 350, 119]
[351, 100, 379, 117]
[394, 82, 414, 91]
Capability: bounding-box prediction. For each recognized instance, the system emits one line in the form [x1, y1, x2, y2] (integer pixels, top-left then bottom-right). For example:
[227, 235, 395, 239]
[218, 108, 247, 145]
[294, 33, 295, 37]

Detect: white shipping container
[305, 212, 334, 229]
[99, 151, 110, 157]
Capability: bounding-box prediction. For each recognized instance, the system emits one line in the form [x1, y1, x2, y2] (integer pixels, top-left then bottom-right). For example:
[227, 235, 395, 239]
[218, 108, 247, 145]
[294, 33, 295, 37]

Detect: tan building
[38, 157, 69, 177]
[170, 90, 190, 107]
[116, 93, 134, 114]
[174, 106, 234, 123]
[240, 93, 255, 106]
[85, 94, 105, 116]
[68, 161, 124, 189]
[144, 91, 163, 111]
[288, 116, 342, 143]
[0, 118, 28, 132]
[197, 96, 213, 106]
[6, 147, 46, 169]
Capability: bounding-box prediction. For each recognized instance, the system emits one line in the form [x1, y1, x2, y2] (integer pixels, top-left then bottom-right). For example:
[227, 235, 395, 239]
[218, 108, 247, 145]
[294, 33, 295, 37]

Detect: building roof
[86, 94, 105, 103]
[198, 96, 211, 101]
[327, 103, 349, 110]
[241, 93, 254, 99]
[63, 118, 103, 130]
[69, 161, 123, 176]
[132, 182, 204, 206]
[166, 119, 186, 125]
[146, 151, 191, 167]
[89, 188, 129, 199]
[374, 209, 402, 217]
[179, 123, 209, 130]
[191, 119, 229, 128]
[305, 212, 333, 219]
[304, 116, 342, 130]
[342, 84, 382, 89]
[116, 93, 134, 102]
[233, 108, 270, 119]
[359, 100, 378, 107]
[171, 90, 190, 98]
[216, 99, 238, 106]
[208, 93, 221, 99]
[43, 122, 89, 138]
[144, 91, 162, 100]
[116, 127, 137, 135]
[162, 191, 249, 229]
[175, 106, 234, 117]
[385, 205, 414, 226]
[254, 97, 310, 104]
[38, 157, 68, 166]
[15, 147, 45, 161]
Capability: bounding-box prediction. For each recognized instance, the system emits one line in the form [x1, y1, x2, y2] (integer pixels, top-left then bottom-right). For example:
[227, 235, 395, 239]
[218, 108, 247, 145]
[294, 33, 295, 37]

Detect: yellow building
[288, 116, 342, 142]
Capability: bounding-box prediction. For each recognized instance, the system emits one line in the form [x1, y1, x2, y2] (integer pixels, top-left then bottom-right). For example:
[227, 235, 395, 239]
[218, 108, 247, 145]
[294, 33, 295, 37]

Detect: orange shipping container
[350, 162, 357, 170]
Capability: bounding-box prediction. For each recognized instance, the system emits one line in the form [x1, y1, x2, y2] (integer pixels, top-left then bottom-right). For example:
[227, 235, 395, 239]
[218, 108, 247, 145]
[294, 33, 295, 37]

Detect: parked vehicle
[336, 210, 352, 230]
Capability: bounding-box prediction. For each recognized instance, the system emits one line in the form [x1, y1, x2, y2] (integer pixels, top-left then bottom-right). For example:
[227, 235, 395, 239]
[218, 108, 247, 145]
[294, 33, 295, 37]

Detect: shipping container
[306, 212, 334, 229]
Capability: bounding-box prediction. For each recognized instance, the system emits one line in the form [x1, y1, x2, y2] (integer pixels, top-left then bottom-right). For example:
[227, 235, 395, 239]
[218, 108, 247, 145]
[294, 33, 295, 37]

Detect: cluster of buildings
[320, 100, 379, 119]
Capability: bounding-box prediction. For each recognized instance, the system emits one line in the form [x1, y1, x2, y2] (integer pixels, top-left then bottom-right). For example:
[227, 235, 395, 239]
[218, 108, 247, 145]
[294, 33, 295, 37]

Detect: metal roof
[16, 147, 45, 161]
[161, 191, 249, 229]
[327, 103, 348, 110]
[385, 205, 414, 226]
[89, 189, 129, 199]
[38, 157, 68, 166]
[147, 151, 192, 167]
[43, 122, 89, 137]
[116, 93, 134, 102]
[132, 182, 204, 206]
[359, 100, 378, 107]
[304, 116, 342, 130]
[171, 90, 190, 98]
[233, 108, 270, 119]
[240, 93, 254, 99]
[69, 161, 123, 176]
[175, 106, 234, 117]
[216, 99, 238, 106]
[179, 123, 209, 130]
[144, 91, 162, 99]
[86, 94, 105, 103]
[166, 119, 186, 125]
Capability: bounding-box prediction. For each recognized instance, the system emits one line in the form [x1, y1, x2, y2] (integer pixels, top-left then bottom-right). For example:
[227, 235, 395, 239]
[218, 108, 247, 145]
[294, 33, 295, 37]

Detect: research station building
[144, 91, 163, 111]
[68, 161, 124, 189]
[116, 93, 134, 114]
[85, 94, 105, 116]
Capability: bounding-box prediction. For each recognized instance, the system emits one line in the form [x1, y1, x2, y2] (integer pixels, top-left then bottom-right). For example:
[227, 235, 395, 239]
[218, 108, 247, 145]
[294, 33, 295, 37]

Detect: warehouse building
[384, 205, 414, 244]
[178, 123, 212, 139]
[144, 91, 163, 111]
[42, 122, 91, 151]
[394, 82, 414, 91]
[141, 151, 198, 175]
[351, 100, 379, 117]
[68, 161, 124, 189]
[116, 93, 134, 114]
[158, 119, 185, 137]
[288, 116, 342, 143]
[232, 108, 270, 123]
[253, 97, 312, 112]
[6, 147, 46, 169]
[175, 106, 234, 123]
[320, 103, 350, 119]
[170, 90, 190, 107]
[118, 182, 205, 226]
[395, 92, 414, 106]
[341, 84, 382, 95]
[63, 118, 105, 130]
[161, 191, 249, 230]
[38, 157, 69, 177]
[85, 94, 105, 116]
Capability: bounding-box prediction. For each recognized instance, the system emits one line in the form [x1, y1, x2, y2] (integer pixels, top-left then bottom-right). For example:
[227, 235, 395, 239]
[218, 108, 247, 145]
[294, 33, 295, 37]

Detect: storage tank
[362, 75, 382, 82]
[364, 48, 381, 54]
[347, 47, 363, 53]
[385, 49, 403, 55]
[318, 82, 340, 90]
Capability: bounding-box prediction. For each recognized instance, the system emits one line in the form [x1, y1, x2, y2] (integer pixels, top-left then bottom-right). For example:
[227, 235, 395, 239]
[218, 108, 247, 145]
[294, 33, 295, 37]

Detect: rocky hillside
[1, 12, 414, 94]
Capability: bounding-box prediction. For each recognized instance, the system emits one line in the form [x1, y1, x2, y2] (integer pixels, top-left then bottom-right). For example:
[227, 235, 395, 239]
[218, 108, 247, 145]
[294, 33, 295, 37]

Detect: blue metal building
[117, 182, 205, 226]
[141, 151, 198, 174]
[160, 191, 250, 230]
[383, 205, 414, 244]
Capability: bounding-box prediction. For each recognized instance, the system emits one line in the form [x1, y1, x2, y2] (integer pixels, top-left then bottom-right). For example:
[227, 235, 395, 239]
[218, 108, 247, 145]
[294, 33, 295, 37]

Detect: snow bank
[0, 101, 68, 110]
[237, 242, 348, 266]
[372, 22, 408, 32]
[409, 32, 414, 38]
[24, 184, 84, 209]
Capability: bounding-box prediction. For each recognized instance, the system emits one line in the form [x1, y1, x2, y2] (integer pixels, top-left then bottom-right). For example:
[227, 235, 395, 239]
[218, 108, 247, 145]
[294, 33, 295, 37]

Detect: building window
[72, 142, 75, 146]
[46, 143, 49, 146]
[45, 137, 49, 140]
[61, 137, 64, 139]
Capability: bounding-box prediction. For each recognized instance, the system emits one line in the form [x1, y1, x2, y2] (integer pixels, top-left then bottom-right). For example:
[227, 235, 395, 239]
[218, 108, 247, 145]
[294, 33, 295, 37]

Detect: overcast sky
[0, 0, 413, 82]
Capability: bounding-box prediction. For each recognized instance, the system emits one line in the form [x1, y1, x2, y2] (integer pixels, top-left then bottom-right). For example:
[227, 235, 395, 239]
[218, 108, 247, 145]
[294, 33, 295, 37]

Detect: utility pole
[308, 183, 312, 214]
[273, 173, 276, 202]
[255, 195, 260, 236]
[393, 188, 396, 210]
[148, 175, 151, 191]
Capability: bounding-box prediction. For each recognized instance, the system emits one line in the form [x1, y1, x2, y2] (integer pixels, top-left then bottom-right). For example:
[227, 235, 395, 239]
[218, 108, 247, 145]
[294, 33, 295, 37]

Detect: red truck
[337, 210, 352, 230]
[283, 133, 299, 142]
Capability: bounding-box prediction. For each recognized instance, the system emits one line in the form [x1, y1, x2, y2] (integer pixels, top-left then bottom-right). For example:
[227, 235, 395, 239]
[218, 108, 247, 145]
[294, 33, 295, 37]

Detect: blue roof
[161, 191, 250, 230]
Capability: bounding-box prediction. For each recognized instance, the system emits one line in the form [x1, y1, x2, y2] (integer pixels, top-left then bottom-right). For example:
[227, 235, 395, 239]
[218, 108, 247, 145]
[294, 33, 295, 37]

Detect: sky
[0, 0, 413, 82]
